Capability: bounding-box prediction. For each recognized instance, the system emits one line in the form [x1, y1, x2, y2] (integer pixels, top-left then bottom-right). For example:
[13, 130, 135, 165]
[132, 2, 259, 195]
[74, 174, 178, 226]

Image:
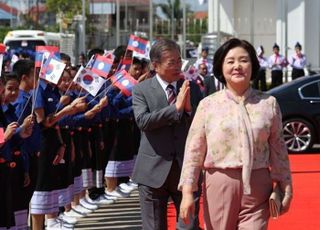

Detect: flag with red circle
[39, 55, 66, 84]
[73, 66, 106, 96]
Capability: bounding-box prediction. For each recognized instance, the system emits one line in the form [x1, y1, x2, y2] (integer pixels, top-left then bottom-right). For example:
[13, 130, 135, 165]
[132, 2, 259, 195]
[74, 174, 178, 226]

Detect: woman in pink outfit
[178, 38, 293, 230]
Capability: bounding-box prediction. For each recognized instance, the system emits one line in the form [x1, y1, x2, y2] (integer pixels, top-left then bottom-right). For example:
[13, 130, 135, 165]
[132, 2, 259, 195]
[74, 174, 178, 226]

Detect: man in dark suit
[203, 74, 217, 97]
[203, 73, 226, 97]
[132, 39, 203, 230]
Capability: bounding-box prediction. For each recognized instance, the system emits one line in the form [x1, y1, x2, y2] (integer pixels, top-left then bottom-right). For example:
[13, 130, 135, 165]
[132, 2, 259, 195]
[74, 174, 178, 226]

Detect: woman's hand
[179, 193, 195, 225]
[280, 184, 293, 214]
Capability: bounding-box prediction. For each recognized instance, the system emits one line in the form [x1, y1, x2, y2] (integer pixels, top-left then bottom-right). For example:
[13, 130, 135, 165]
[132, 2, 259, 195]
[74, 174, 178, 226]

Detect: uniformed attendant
[56, 69, 85, 226]
[30, 77, 85, 230]
[253, 45, 268, 91]
[0, 111, 18, 230]
[193, 47, 213, 74]
[0, 73, 33, 230]
[68, 67, 105, 209]
[97, 45, 134, 199]
[268, 43, 288, 89]
[61, 83, 112, 209]
[289, 42, 307, 80]
[86, 92, 110, 203]
[104, 86, 135, 199]
[195, 63, 207, 93]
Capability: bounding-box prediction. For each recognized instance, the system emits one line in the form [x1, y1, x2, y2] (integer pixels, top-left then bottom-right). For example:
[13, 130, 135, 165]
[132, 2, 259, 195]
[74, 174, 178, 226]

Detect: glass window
[6, 40, 46, 52]
[300, 81, 320, 98]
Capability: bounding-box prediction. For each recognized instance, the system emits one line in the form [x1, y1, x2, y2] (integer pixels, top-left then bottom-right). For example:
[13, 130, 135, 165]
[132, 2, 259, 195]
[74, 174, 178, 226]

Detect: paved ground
[74, 191, 142, 230]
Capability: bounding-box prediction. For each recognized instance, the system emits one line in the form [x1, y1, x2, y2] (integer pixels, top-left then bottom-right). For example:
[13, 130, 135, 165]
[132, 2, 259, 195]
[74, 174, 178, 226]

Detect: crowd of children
[0, 44, 150, 230]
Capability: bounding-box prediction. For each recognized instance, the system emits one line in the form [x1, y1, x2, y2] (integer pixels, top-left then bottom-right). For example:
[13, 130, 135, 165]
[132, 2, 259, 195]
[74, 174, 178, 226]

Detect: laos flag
[110, 70, 138, 97]
[127, 34, 148, 54]
[35, 46, 59, 68]
[73, 66, 106, 96]
[90, 54, 113, 78]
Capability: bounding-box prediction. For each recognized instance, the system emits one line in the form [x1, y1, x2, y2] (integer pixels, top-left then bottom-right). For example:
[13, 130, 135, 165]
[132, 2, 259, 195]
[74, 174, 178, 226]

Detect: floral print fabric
[178, 87, 292, 192]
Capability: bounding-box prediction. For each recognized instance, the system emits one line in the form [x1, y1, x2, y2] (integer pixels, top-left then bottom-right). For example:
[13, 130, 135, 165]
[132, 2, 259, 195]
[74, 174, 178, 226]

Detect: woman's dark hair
[213, 38, 260, 84]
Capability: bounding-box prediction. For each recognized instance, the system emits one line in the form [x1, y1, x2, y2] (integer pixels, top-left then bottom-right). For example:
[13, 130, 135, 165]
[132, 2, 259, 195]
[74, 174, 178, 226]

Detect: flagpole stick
[78, 87, 83, 97]
[17, 95, 32, 124]
[53, 79, 75, 115]
[64, 78, 75, 98]
[104, 48, 129, 97]
[30, 67, 43, 116]
[31, 55, 46, 114]
[88, 80, 113, 105]
[31, 66, 37, 106]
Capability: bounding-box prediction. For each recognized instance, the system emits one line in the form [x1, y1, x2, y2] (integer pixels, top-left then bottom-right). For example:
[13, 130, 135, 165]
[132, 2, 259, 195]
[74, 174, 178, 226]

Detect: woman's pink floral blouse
[178, 87, 292, 192]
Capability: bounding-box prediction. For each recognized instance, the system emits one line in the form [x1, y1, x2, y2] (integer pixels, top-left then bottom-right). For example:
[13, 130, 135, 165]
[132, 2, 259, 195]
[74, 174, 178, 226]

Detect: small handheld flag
[182, 66, 198, 81]
[110, 70, 138, 97]
[90, 54, 113, 78]
[35, 46, 59, 68]
[127, 34, 148, 54]
[40, 55, 66, 85]
[132, 41, 151, 60]
[74, 66, 106, 96]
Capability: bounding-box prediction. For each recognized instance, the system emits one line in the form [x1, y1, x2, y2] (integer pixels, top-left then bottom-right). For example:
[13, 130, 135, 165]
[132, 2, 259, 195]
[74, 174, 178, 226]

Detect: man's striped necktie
[166, 84, 176, 105]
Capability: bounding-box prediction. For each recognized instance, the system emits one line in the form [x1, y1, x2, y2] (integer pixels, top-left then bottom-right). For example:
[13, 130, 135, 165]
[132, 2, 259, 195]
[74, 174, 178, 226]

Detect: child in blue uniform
[0, 72, 34, 229]
[30, 76, 85, 230]
[13, 59, 41, 221]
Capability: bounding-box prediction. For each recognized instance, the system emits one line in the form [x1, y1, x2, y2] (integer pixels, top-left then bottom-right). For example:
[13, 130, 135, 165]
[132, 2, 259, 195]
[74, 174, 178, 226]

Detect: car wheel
[282, 118, 315, 153]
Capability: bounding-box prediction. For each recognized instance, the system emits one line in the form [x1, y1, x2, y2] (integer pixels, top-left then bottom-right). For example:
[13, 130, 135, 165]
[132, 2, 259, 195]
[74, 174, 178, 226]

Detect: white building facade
[208, 0, 320, 72]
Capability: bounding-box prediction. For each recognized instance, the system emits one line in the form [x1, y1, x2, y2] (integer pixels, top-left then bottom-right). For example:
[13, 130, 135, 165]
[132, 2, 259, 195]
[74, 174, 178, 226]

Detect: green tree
[155, 0, 207, 44]
[156, 0, 183, 20]
[46, 0, 82, 27]
[46, 0, 82, 15]
[0, 27, 12, 43]
[156, 0, 191, 36]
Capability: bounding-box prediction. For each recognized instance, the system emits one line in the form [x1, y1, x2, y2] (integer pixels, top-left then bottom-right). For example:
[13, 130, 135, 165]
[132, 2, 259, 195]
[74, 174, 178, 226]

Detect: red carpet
[167, 154, 320, 229]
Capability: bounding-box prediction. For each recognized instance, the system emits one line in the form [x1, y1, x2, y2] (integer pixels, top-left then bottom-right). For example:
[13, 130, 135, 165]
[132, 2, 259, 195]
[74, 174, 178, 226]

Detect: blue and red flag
[127, 34, 148, 54]
[110, 70, 138, 97]
[90, 54, 113, 78]
[35, 46, 59, 68]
